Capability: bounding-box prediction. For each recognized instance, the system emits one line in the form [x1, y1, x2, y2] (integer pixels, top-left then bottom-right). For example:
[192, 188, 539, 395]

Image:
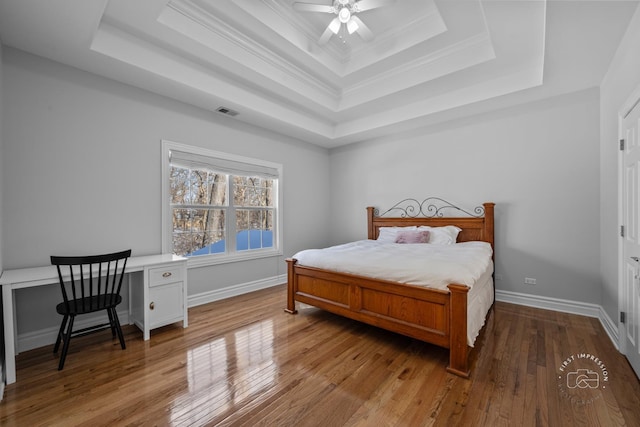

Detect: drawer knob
[149, 302, 155, 310]
[162, 272, 172, 278]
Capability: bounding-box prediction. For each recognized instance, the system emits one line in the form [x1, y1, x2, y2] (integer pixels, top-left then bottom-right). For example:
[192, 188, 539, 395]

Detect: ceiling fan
[293, 0, 396, 44]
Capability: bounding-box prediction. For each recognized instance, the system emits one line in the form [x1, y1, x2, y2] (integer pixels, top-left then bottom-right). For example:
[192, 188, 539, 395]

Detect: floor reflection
[170, 319, 277, 425]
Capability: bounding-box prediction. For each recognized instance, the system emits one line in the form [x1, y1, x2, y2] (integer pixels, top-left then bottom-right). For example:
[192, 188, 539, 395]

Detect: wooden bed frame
[285, 200, 495, 378]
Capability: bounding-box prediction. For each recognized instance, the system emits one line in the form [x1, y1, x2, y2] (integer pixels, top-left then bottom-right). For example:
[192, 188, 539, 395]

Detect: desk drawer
[149, 265, 184, 287]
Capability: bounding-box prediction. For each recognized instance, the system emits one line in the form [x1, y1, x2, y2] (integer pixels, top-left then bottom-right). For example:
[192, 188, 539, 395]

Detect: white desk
[0, 254, 187, 385]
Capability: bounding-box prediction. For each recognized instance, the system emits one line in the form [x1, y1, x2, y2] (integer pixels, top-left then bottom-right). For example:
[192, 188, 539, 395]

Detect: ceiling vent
[216, 106, 239, 117]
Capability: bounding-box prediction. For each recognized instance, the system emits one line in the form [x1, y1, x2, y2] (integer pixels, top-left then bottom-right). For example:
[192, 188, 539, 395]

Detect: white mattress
[293, 240, 494, 346]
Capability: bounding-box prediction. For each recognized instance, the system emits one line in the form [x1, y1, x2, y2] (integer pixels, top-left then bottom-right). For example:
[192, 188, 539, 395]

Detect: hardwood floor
[1, 284, 639, 426]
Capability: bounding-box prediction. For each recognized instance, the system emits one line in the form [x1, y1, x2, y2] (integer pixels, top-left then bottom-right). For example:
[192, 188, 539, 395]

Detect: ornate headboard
[367, 198, 495, 250]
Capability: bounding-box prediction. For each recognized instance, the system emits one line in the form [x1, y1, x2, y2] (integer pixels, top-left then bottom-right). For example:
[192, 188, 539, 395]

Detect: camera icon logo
[566, 369, 600, 389]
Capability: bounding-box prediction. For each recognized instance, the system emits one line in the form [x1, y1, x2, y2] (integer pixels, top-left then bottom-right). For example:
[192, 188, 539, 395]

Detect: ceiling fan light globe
[347, 18, 359, 34]
[338, 7, 351, 23]
[328, 18, 341, 34]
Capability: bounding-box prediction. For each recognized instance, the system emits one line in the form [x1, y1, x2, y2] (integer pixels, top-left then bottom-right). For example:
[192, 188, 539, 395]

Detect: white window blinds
[169, 149, 279, 179]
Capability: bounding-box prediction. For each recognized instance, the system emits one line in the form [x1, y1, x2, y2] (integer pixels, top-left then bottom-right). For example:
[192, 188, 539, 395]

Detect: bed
[285, 199, 495, 378]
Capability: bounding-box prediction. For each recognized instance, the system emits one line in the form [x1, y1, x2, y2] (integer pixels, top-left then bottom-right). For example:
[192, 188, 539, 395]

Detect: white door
[622, 98, 640, 378]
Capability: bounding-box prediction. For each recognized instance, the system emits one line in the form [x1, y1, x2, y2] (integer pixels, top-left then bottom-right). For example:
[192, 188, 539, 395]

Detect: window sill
[185, 249, 283, 269]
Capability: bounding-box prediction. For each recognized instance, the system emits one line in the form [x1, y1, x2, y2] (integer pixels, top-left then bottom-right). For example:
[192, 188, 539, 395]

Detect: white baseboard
[598, 306, 620, 350]
[0, 362, 4, 400]
[18, 310, 131, 353]
[19, 282, 617, 358]
[187, 274, 286, 307]
[16, 275, 286, 353]
[495, 290, 620, 349]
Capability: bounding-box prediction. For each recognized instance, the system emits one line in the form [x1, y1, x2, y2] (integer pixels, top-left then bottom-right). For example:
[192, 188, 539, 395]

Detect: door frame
[617, 83, 640, 354]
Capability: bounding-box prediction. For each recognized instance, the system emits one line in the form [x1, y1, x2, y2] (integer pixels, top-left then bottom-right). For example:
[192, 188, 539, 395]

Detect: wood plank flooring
[1, 284, 639, 426]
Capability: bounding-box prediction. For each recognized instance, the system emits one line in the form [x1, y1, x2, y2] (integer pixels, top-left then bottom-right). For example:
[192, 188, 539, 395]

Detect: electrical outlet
[495, 274, 503, 281]
[524, 277, 537, 285]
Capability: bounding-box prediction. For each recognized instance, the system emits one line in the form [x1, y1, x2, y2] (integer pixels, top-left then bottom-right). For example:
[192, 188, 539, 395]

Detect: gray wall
[1, 47, 331, 334]
[329, 88, 602, 304]
[600, 6, 640, 323]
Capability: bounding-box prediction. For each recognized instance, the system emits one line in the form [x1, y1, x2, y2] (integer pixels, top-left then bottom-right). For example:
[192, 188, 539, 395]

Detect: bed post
[285, 258, 298, 314]
[483, 202, 495, 251]
[446, 283, 470, 378]
[366, 206, 376, 239]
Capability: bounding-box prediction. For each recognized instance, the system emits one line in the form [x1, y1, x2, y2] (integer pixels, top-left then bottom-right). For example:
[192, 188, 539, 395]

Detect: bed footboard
[285, 258, 471, 378]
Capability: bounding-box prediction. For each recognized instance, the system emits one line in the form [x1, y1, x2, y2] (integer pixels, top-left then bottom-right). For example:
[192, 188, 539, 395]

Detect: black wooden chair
[50, 249, 132, 370]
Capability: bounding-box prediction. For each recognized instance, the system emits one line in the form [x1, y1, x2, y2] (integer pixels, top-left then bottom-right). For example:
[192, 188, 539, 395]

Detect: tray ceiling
[0, 0, 638, 147]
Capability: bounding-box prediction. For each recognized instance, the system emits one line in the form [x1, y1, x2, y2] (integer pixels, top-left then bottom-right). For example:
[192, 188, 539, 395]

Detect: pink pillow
[395, 230, 430, 244]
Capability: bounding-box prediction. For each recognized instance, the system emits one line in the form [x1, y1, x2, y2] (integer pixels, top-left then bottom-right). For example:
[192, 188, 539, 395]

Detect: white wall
[329, 88, 602, 304]
[0, 35, 4, 275]
[600, 6, 640, 323]
[0, 36, 5, 383]
[2, 47, 331, 335]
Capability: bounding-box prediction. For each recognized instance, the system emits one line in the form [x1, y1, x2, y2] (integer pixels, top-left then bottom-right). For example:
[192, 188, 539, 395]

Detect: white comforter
[293, 240, 493, 291]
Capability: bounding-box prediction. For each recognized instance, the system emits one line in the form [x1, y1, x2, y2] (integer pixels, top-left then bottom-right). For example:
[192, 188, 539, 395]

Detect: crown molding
[260, 0, 351, 67]
[263, 0, 448, 75]
[347, 1, 444, 61]
[166, 0, 341, 99]
[341, 32, 495, 108]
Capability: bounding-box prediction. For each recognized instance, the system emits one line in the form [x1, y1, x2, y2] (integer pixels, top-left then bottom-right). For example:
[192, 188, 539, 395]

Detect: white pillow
[417, 225, 462, 245]
[377, 225, 461, 244]
[376, 226, 417, 243]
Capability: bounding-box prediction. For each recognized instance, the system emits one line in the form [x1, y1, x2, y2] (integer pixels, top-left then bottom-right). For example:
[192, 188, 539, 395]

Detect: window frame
[161, 140, 283, 267]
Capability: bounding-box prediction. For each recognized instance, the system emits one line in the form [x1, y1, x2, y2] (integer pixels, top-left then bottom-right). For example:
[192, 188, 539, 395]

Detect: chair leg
[111, 308, 126, 350]
[106, 308, 116, 337]
[58, 315, 75, 371]
[54, 314, 68, 353]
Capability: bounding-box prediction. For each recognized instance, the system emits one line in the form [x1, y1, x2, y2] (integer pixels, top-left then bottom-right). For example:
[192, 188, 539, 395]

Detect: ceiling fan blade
[354, 0, 395, 12]
[351, 16, 374, 41]
[318, 17, 340, 44]
[293, 3, 334, 13]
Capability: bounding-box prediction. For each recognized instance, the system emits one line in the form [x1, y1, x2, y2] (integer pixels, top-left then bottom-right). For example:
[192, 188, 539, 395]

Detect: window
[162, 141, 282, 266]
